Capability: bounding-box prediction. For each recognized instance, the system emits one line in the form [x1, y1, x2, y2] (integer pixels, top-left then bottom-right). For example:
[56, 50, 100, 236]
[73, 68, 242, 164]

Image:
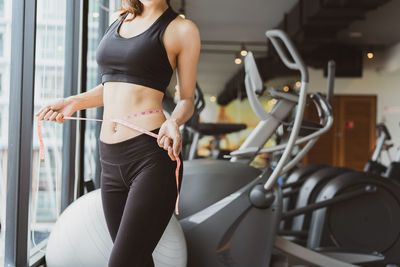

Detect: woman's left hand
[157, 118, 181, 161]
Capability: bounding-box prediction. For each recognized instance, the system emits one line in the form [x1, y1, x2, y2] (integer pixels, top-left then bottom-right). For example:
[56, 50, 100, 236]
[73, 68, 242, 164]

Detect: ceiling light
[295, 81, 301, 87]
[234, 54, 242, 65]
[210, 96, 216, 102]
[367, 52, 374, 59]
[240, 44, 248, 56]
[349, 32, 362, 38]
[283, 86, 289, 92]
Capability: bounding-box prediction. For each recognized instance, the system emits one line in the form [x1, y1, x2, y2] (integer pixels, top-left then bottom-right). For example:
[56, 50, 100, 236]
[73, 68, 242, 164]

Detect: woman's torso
[97, 7, 179, 144]
[99, 84, 167, 144]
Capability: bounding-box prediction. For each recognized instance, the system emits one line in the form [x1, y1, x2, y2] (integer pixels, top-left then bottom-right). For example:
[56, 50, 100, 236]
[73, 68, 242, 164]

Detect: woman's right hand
[35, 97, 78, 124]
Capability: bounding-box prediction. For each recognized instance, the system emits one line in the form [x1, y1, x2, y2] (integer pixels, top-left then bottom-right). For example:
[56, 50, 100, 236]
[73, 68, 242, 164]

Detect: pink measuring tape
[37, 109, 182, 215]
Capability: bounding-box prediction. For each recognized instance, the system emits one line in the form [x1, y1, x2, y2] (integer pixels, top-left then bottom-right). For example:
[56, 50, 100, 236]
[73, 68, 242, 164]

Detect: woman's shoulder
[109, 10, 125, 26]
[171, 16, 199, 35]
[168, 15, 200, 44]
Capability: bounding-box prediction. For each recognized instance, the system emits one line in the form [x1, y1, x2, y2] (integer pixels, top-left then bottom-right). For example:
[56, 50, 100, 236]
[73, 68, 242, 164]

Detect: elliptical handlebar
[264, 60, 336, 174]
[326, 60, 336, 106]
[311, 93, 332, 119]
[229, 60, 335, 160]
[266, 30, 309, 83]
[232, 93, 333, 156]
[263, 30, 308, 190]
[244, 51, 269, 121]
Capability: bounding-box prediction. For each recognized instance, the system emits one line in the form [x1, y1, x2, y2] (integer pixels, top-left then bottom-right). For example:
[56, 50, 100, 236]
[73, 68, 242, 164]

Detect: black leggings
[98, 127, 183, 267]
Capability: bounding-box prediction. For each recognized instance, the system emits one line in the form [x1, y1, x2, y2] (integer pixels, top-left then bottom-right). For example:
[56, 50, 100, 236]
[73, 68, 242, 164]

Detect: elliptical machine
[178, 28, 308, 266]
[364, 123, 393, 175]
[177, 29, 400, 266]
[176, 29, 376, 267]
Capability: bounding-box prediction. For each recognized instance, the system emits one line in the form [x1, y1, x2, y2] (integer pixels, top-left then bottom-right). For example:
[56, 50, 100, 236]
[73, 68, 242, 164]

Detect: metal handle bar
[230, 95, 332, 157]
[263, 30, 308, 190]
[326, 60, 335, 106]
[266, 30, 309, 82]
[244, 53, 270, 121]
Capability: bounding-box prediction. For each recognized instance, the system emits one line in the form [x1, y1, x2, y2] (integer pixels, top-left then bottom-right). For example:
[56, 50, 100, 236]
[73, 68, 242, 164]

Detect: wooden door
[302, 95, 376, 171]
[301, 95, 337, 166]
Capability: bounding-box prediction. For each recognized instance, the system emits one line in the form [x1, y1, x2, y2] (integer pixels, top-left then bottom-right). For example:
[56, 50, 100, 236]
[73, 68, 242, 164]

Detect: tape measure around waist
[37, 109, 181, 215]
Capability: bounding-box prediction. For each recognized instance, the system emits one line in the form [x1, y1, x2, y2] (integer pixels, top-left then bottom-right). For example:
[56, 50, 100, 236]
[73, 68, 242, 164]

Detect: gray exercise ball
[45, 188, 187, 267]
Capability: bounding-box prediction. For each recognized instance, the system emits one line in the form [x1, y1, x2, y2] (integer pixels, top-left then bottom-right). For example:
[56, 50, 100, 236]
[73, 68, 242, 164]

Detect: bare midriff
[99, 82, 167, 144]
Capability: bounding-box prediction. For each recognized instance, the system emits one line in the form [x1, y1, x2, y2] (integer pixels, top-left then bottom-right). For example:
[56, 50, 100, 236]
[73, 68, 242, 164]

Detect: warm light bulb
[234, 57, 242, 64]
[367, 52, 374, 59]
[240, 50, 248, 56]
[283, 86, 289, 92]
[268, 98, 278, 106]
[210, 96, 216, 102]
[295, 81, 301, 87]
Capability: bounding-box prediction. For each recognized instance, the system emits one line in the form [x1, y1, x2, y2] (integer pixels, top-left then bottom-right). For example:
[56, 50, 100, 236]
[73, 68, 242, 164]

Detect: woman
[35, 0, 200, 266]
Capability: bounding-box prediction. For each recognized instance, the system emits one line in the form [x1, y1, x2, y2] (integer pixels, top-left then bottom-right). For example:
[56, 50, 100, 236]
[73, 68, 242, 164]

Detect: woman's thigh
[100, 159, 130, 242]
[108, 151, 183, 267]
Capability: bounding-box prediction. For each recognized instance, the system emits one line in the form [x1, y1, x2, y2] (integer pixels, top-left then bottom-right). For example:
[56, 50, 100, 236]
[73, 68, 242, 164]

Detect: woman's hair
[117, 0, 171, 22]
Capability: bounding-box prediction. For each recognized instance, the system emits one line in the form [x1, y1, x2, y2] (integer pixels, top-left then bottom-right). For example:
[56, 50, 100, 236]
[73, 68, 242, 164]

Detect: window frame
[5, 0, 87, 266]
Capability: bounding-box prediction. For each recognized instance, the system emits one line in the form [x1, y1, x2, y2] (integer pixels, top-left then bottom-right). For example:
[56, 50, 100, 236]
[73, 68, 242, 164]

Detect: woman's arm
[35, 83, 104, 123]
[168, 19, 201, 126]
[157, 19, 201, 159]
[66, 83, 104, 111]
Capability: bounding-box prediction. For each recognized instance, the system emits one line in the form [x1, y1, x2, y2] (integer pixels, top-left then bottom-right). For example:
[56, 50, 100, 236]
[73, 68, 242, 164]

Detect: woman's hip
[98, 127, 162, 165]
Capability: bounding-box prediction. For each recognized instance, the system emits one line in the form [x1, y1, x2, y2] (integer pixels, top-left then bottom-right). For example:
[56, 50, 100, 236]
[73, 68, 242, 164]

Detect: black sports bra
[95, 7, 178, 94]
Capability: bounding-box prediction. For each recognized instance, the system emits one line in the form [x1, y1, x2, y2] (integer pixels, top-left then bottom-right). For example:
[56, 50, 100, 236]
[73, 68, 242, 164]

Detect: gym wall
[307, 52, 400, 166]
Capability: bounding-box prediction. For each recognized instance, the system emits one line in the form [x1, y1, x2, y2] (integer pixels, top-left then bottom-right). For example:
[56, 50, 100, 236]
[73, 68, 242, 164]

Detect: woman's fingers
[35, 105, 50, 117]
[157, 132, 165, 147]
[158, 135, 165, 147]
[49, 111, 59, 121]
[38, 108, 51, 120]
[36, 107, 47, 119]
[172, 135, 181, 156]
[43, 110, 54, 121]
[168, 146, 176, 161]
[56, 113, 65, 123]
[163, 137, 170, 150]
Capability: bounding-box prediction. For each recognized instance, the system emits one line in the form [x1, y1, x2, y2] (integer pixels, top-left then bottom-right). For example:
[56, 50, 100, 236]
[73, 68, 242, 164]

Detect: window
[37, 28, 64, 60]
[37, 0, 59, 20]
[0, 33, 3, 57]
[29, 0, 66, 257]
[0, 72, 2, 95]
[0, 0, 10, 264]
[0, 0, 4, 17]
[83, 0, 121, 190]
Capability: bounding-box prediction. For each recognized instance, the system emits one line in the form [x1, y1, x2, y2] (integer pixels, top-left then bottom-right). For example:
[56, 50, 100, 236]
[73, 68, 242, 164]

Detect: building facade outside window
[0, 0, 10, 264]
[1, 0, 119, 264]
[29, 0, 66, 258]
